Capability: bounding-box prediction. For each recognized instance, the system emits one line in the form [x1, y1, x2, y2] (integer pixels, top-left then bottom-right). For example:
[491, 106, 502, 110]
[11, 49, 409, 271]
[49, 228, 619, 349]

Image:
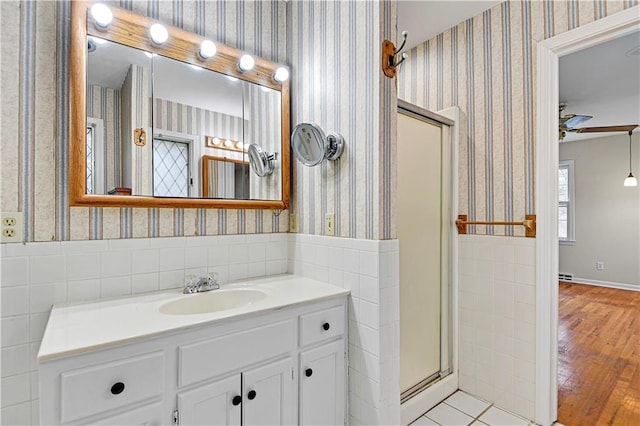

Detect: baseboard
[569, 277, 639, 292]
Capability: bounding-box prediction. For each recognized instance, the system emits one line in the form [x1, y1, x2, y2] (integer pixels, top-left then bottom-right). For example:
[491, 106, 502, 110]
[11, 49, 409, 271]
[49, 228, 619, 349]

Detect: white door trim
[534, 6, 640, 425]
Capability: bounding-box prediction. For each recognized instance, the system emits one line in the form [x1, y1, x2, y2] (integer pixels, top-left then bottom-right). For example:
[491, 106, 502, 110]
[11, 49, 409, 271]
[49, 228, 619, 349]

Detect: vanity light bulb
[238, 54, 255, 72]
[199, 40, 217, 59]
[212, 137, 221, 146]
[235, 141, 244, 150]
[273, 67, 289, 83]
[91, 4, 113, 28]
[224, 139, 234, 148]
[150, 23, 169, 44]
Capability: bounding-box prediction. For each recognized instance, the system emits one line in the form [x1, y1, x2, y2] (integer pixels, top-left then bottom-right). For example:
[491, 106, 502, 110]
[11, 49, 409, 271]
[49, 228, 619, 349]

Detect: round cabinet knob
[305, 368, 313, 377]
[110, 382, 125, 395]
[247, 390, 257, 400]
[322, 322, 330, 331]
[232, 395, 242, 406]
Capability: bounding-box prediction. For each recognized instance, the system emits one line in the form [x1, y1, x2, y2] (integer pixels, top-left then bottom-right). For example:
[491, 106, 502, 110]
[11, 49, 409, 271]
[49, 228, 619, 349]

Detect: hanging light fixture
[623, 130, 638, 187]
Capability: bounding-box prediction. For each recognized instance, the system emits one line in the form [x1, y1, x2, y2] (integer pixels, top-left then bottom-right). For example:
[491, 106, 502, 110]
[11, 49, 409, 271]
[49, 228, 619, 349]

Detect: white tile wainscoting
[457, 235, 537, 421]
[1, 233, 400, 425]
[288, 234, 401, 425]
[0, 233, 288, 425]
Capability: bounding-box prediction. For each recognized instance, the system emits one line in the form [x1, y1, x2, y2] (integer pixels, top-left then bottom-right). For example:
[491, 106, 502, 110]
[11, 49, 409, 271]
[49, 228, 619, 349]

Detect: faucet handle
[183, 274, 198, 294]
[208, 272, 219, 284]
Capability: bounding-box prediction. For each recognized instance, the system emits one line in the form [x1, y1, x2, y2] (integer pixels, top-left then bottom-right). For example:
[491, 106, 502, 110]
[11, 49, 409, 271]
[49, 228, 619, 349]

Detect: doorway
[535, 6, 640, 425]
[397, 101, 453, 404]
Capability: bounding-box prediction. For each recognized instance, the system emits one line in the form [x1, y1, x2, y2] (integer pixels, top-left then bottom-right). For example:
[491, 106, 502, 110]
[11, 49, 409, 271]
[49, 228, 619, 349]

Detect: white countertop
[38, 274, 349, 362]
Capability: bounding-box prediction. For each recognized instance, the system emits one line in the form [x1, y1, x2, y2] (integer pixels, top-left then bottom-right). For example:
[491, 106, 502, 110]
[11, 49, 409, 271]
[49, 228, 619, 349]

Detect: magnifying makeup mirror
[291, 123, 344, 167]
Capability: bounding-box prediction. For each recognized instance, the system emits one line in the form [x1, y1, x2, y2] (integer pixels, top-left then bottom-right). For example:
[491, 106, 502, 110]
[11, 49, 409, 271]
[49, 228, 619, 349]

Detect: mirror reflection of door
[86, 117, 105, 195]
[153, 137, 191, 198]
[202, 155, 249, 199]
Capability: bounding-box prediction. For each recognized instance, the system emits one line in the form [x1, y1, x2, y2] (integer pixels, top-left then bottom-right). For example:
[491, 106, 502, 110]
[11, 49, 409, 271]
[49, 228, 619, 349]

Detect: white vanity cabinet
[39, 293, 347, 426]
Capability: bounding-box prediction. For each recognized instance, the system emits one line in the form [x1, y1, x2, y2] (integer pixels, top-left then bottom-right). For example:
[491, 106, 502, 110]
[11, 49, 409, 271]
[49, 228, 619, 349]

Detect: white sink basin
[159, 289, 268, 315]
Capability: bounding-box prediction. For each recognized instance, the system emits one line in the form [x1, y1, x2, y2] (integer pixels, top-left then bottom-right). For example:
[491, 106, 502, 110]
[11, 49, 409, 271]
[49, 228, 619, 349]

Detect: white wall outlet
[596, 261, 604, 270]
[289, 213, 298, 233]
[1, 212, 23, 243]
[325, 213, 335, 236]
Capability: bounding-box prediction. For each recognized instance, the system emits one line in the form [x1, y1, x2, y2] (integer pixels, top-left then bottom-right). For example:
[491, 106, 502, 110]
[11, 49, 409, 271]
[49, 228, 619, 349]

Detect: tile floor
[411, 391, 531, 426]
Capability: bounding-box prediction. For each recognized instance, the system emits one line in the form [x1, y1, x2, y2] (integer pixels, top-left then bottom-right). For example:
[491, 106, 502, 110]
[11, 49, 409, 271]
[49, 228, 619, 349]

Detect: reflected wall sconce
[205, 136, 247, 153]
[624, 130, 638, 187]
[91, 4, 113, 29]
[382, 30, 409, 78]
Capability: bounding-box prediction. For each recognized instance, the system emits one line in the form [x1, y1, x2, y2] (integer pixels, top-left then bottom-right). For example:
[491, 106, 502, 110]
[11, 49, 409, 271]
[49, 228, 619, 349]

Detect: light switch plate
[325, 214, 335, 236]
[289, 213, 298, 233]
[596, 261, 604, 270]
[1, 212, 23, 243]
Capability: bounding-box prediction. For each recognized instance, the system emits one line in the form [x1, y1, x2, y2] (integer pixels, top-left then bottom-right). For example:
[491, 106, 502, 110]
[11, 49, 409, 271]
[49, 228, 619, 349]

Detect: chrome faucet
[183, 273, 220, 294]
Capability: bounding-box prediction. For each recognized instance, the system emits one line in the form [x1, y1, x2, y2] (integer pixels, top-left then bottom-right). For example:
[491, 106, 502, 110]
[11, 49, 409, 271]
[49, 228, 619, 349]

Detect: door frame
[534, 6, 640, 425]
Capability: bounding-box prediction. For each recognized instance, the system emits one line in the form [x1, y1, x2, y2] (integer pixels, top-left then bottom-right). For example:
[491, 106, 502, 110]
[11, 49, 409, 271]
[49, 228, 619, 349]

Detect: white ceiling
[559, 30, 640, 142]
[397, 0, 502, 51]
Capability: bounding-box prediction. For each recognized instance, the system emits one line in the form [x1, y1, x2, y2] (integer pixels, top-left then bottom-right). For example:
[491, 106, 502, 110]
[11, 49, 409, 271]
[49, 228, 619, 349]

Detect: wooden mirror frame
[70, 1, 290, 209]
[201, 155, 249, 199]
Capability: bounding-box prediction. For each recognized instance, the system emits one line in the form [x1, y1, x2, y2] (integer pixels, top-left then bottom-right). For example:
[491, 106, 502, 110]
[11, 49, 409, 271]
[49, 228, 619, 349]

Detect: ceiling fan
[558, 104, 637, 141]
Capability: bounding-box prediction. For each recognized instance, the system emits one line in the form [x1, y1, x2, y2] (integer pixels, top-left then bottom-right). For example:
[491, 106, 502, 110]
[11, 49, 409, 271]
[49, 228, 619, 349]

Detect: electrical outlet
[596, 261, 604, 270]
[325, 213, 335, 236]
[289, 213, 298, 232]
[1, 212, 23, 243]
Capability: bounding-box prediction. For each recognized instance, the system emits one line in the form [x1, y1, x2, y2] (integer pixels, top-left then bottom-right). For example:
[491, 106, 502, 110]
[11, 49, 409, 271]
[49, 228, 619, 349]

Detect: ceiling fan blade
[575, 124, 638, 133]
[562, 115, 592, 129]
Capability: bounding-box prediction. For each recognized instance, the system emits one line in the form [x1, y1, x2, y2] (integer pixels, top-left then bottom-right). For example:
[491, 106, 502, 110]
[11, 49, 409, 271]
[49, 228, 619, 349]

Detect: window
[153, 138, 191, 197]
[558, 160, 575, 244]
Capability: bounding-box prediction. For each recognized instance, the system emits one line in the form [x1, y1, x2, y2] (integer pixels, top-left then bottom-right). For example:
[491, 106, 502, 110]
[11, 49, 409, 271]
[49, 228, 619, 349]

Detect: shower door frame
[397, 101, 461, 425]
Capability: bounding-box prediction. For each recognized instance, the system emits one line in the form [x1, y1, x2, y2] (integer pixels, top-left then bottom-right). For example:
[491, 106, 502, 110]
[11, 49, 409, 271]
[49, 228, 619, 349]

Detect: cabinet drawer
[179, 319, 294, 387]
[299, 305, 344, 347]
[60, 351, 164, 424]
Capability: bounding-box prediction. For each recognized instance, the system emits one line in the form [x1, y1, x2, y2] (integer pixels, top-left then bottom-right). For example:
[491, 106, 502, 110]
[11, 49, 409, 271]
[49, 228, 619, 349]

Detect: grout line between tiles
[470, 403, 495, 424]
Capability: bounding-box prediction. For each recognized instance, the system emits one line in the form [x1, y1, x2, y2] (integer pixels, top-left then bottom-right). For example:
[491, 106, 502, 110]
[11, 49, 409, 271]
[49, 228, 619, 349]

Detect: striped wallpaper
[2, 0, 288, 242]
[288, 0, 397, 240]
[398, 0, 638, 236]
[245, 83, 282, 201]
[87, 85, 121, 193]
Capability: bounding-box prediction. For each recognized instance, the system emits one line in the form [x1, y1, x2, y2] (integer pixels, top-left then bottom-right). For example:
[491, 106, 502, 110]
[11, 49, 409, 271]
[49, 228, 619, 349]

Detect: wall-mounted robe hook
[382, 30, 409, 78]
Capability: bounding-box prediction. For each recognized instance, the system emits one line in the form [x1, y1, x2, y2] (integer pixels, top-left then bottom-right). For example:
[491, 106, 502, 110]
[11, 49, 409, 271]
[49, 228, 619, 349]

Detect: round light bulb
[235, 141, 244, 150]
[149, 23, 169, 45]
[624, 173, 638, 187]
[273, 66, 289, 83]
[91, 4, 113, 28]
[238, 54, 255, 72]
[199, 40, 217, 59]
[212, 137, 221, 146]
[224, 139, 234, 148]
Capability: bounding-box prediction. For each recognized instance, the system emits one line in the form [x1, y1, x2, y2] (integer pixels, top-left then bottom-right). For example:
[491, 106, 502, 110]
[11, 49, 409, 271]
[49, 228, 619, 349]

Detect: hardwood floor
[557, 282, 640, 426]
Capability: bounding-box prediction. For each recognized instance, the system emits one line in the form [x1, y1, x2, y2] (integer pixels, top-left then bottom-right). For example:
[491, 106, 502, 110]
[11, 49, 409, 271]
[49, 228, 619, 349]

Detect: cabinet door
[177, 375, 241, 426]
[299, 340, 345, 425]
[242, 357, 294, 426]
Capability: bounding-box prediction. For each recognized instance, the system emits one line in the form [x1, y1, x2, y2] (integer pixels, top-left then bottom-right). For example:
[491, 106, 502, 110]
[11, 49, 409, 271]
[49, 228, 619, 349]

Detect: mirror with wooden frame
[71, 1, 290, 209]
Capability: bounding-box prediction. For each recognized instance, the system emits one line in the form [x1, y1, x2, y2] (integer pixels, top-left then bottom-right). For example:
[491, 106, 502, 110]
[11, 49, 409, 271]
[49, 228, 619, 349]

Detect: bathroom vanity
[38, 275, 348, 425]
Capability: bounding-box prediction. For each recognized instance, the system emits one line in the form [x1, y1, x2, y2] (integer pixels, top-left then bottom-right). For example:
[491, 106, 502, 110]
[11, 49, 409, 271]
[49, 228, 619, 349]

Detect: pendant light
[624, 130, 638, 187]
